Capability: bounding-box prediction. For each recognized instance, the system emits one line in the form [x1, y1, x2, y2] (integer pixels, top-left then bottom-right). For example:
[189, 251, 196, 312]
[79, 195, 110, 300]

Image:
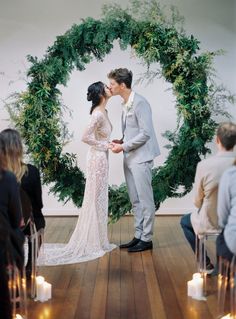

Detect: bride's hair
[87, 81, 106, 114]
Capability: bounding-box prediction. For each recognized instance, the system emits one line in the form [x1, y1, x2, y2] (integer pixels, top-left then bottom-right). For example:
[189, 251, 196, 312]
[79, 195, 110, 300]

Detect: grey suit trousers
[124, 158, 155, 242]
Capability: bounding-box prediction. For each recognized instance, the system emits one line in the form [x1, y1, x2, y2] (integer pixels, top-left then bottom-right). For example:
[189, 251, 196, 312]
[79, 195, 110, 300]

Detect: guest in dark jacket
[0, 129, 45, 274]
[0, 135, 24, 319]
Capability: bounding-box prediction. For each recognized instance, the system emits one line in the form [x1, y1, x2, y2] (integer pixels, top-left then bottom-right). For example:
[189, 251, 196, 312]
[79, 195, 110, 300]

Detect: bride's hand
[108, 142, 114, 150]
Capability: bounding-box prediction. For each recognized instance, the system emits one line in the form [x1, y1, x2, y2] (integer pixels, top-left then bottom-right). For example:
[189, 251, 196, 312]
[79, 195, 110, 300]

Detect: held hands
[108, 139, 124, 153]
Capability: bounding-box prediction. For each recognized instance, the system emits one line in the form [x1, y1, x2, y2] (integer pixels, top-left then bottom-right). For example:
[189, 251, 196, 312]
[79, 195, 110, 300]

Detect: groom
[108, 68, 160, 252]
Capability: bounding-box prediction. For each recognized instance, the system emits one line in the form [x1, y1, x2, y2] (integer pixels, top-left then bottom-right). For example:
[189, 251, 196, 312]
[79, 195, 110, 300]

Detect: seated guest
[216, 160, 236, 262]
[0, 217, 12, 319]
[0, 129, 45, 275]
[180, 122, 236, 273]
[0, 135, 24, 318]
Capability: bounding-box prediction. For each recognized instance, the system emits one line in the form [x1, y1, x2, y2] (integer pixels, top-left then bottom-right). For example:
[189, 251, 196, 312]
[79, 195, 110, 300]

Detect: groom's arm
[122, 100, 152, 152]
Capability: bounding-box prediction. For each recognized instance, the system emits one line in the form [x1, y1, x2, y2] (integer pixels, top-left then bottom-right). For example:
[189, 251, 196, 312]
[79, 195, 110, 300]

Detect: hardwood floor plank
[74, 259, 99, 319]
[106, 219, 121, 319]
[90, 254, 109, 319]
[152, 249, 183, 319]
[131, 252, 152, 319]
[142, 251, 167, 319]
[120, 217, 136, 319]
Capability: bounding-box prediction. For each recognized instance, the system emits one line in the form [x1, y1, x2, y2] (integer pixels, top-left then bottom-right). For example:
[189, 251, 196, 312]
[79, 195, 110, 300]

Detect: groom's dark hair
[108, 68, 133, 89]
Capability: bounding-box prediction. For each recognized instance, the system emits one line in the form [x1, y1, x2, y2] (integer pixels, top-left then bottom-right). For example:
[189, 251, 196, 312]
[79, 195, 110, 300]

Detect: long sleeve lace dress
[38, 110, 117, 265]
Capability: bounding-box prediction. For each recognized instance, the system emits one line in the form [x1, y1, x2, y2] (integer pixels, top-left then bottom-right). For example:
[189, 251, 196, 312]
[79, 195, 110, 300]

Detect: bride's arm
[82, 112, 109, 151]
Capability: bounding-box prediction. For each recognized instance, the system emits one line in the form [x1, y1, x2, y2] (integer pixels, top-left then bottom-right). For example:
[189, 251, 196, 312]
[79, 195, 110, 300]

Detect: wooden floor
[26, 216, 228, 319]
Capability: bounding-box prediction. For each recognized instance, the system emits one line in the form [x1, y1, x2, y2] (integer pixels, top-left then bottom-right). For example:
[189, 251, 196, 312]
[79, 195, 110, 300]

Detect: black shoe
[199, 262, 215, 275]
[206, 262, 215, 275]
[128, 240, 153, 252]
[120, 237, 140, 249]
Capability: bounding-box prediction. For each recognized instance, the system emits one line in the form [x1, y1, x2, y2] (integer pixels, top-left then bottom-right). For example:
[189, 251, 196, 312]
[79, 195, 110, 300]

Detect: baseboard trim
[42, 208, 195, 217]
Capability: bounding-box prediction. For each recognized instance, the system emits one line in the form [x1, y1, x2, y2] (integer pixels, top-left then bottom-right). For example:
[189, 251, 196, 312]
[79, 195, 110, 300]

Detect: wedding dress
[38, 110, 117, 265]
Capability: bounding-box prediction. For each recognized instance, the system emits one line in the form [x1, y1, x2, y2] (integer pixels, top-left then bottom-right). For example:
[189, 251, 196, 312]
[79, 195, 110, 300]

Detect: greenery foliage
[7, 0, 234, 222]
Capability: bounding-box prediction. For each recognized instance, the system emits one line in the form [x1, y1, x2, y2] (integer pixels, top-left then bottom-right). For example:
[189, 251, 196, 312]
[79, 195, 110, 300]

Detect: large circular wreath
[9, 1, 225, 222]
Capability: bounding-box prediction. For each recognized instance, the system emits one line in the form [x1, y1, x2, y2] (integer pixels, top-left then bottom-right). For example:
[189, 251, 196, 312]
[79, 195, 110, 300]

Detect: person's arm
[82, 112, 109, 151]
[217, 170, 231, 228]
[193, 163, 204, 209]
[8, 175, 23, 228]
[32, 166, 43, 211]
[122, 100, 151, 152]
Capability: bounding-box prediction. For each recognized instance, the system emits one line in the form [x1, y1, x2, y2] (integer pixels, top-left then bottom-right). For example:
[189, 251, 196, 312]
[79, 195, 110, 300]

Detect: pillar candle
[44, 282, 52, 300]
[187, 280, 195, 297]
[192, 272, 201, 280]
[194, 277, 203, 298]
[36, 276, 45, 301]
[187, 273, 204, 299]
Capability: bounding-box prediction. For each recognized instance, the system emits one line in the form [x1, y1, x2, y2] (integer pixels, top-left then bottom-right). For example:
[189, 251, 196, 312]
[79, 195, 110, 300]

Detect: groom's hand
[111, 143, 123, 153]
[112, 139, 123, 144]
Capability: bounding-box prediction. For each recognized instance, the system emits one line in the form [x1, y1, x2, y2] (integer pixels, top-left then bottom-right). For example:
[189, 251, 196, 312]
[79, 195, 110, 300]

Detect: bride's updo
[87, 81, 106, 114]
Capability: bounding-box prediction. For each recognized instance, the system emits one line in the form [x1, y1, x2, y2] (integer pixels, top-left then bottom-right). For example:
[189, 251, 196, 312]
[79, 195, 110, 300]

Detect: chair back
[20, 187, 33, 229]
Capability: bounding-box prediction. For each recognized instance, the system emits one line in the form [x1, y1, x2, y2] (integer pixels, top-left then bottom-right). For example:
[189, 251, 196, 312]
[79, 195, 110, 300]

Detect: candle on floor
[35, 276, 52, 302]
[36, 276, 45, 301]
[187, 279, 195, 297]
[15, 315, 24, 319]
[194, 277, 203, 298]
[192, 272, 201, 280]
[187, 272, 204, 300]
[44, 282, 52, 300]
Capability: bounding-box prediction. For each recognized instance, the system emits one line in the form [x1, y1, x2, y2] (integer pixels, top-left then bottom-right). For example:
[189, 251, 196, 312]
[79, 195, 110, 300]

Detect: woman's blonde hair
[0, 129, 27, 182]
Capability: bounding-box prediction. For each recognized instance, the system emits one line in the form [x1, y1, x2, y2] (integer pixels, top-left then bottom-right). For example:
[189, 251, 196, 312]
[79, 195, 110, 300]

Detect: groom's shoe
[119, 237, 140, 249]
[128, 240, 153, 252]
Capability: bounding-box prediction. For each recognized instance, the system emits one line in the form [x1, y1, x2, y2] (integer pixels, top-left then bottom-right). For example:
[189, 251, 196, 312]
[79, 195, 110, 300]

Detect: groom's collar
[122, 91, 135, 109]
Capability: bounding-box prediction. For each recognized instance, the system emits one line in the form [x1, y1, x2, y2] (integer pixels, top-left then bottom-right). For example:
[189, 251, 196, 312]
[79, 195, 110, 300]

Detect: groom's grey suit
[122, 92, 160, 242]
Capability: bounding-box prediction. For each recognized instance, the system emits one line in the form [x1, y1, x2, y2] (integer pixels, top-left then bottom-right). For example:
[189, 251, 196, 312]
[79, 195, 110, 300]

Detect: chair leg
[8, 264, 17, 319]
[230, 256, 236, 318]
[30, 222, 38, 299]
[218, 256, 230, 317]
[195, 234, 200, 272]
[16, 266, 28, 318]
[203, 235, 208, 296]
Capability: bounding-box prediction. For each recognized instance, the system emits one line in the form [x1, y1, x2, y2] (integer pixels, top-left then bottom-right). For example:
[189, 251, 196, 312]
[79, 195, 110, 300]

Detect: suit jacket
[191, 151, 236, 235]
[217, 166, 236, 255]
[21, 164, 45, 231]
[122, 93, 160, 163]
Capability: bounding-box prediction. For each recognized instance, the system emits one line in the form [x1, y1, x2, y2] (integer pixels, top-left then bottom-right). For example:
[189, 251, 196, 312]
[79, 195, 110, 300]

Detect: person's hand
[108, 142, 114, 150]
[112, 139, 123, 144]
[111, 143, 123, 153]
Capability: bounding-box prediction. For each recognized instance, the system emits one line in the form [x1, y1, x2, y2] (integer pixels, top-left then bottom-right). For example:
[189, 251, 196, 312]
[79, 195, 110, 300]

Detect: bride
[38, 81, 117, 265]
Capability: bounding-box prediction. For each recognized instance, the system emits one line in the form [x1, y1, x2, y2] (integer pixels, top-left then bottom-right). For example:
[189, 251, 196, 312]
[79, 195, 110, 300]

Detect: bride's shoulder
[91, 110, 105, 123]
[92, 109, 106, 117]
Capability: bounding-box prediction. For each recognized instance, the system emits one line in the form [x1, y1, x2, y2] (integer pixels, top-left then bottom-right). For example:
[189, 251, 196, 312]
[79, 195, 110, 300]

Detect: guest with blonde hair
[0, 135, 24, 318]
[0, 128, 45, 276]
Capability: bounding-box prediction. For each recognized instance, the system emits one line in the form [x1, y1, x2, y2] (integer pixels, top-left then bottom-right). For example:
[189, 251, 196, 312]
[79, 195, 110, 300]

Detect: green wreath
[7, 1, 233, 222]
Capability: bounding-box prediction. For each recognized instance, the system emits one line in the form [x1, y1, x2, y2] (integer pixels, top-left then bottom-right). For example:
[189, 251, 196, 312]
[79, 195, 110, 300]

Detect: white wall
[0, 0, 235, 216]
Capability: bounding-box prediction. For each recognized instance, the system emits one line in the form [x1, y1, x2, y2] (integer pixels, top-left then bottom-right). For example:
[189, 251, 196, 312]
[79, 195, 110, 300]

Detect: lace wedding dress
[38, 110, 117, 265]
